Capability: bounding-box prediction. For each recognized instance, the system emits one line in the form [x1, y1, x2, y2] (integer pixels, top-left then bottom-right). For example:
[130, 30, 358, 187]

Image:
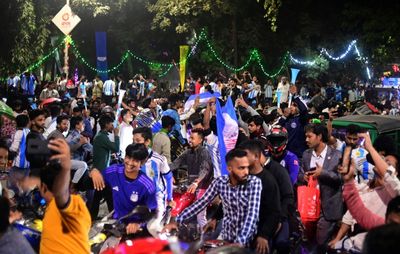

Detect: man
[66, 116, 92, 161]
[71, 107, 93, 139]
[26, 110, 48, 174]
[132, 127, 173, 235]
[49, 115, 88, 191]
[47, 115, 69, 140]
[170, 128, 213, 227]
[40, 82, 60, 100]
[116, 74, 127, 96]
[247, 115, 268, 148]
[164, 149, 262, 247]
[184, 77, 195, 99]
[57, 73, 67, 97]
[299, 123, 342, 254]
[264, 80, 274, 105]
[103, 76, 115, 105]
[103, 144, 157, 234]
[162, 93, 183, 134]
[257, 139, 295, 254]
[152, 115, 175, 164]
[134, 97, 161, 130]
[92, 75, 103, 100]
[119, 109, 134, 159]
[89, 115, 120, 219]
[278, 85, 308, 158]
[43, 105, 62, 139]
[334, 124, 374, 183]
[266, 126, 300, 186]
[39, 139, 91, 253]
[238, 140, 281, 254]
[277, 77, 290, 103]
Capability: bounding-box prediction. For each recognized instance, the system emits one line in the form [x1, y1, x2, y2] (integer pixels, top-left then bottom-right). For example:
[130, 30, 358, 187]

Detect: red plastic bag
[297, 177, 321, 223]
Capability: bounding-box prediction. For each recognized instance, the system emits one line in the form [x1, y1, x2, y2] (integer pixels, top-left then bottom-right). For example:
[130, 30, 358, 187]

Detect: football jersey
[103, 165, 157, 221]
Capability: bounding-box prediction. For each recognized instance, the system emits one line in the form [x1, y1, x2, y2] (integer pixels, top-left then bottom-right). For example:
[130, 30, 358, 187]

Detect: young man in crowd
[170, 128, 213, 227]
[89, 115, 120, 220]
[132, 127, 173, 236]
[152, 115, 175, 164]
[103, 144, 157, 235]
[39, 139, 91, 253]
[299, 123, 342, 254]
[164, 149, 262, 247]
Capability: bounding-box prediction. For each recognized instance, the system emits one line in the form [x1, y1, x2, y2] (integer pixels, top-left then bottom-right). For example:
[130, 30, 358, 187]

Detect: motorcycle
[89, 205, 154, 254]
[171, 169, 196, 218]
[12, 188, 46, 252]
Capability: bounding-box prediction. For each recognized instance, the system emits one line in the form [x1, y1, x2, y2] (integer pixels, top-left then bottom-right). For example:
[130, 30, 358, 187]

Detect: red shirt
[195, 82, 201, 94]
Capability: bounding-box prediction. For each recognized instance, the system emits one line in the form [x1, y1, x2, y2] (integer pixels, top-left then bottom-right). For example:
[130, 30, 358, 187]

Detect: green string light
[2, 29, 292, 81]
[255, 51, 289, 78]
[0, 37, 66, 82]
[158, 65, 174, 78]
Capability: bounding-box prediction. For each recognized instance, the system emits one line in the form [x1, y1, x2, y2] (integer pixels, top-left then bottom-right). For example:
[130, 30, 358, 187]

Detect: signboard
[52, 4, 81, 35]
[382, 77, 400, 87]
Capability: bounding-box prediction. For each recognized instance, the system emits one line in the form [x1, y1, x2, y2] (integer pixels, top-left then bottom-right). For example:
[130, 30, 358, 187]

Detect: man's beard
[232, 172, 248, 185]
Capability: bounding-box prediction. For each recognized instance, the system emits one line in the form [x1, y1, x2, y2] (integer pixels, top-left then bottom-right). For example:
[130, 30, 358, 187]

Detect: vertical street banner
[179, 45, 189, 92]
[95, 32, 108, 80]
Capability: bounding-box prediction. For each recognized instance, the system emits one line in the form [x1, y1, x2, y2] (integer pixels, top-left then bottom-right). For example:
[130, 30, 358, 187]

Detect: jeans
[71, 160, 88, 184]
[86, 185, 114, 220]
[147, 191, 167, 237]
[196, 189, 207, 228]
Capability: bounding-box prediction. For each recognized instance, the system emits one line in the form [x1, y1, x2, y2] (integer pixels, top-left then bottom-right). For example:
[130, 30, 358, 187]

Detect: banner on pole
[95, 32, 108, 81]
[179, 45, 190, 92]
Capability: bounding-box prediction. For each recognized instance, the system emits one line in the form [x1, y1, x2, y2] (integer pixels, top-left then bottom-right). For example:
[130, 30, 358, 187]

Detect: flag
[179, 45, 189, 92]
[216, 97, 239, 175]
[96, 32, 109, 81]
[184, 92, 221, 112]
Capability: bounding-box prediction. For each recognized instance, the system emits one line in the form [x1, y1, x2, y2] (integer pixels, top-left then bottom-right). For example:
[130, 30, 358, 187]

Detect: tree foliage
[257, 0, 282, 32]
[147, 0, 282, 33]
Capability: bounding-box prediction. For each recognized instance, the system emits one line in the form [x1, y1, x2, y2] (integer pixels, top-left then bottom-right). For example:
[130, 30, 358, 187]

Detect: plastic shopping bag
[297, 177, 321, 223]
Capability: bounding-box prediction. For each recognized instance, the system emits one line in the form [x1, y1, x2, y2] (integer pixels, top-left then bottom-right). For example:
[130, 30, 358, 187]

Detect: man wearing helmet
[266, 126, 300, 186]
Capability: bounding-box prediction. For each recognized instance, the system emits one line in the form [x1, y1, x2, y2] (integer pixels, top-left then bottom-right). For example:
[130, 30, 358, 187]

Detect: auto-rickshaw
[332, 115, 400, 153]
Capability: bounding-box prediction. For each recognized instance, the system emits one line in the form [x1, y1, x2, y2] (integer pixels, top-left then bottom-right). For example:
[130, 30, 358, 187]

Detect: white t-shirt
[277, 82, 290, 103]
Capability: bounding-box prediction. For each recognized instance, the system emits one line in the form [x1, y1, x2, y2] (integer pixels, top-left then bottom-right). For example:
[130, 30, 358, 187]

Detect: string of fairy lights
[289, 40, 371, 79]
[2, 29, 372, 81]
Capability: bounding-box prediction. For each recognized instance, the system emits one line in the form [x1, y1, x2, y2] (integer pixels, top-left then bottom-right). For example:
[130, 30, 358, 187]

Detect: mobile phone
[306, 167, 316, 175]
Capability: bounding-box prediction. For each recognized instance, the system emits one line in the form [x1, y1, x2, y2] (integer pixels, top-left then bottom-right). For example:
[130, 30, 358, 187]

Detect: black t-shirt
[254, 169, 281, 239]
[263, 158, 295, 220]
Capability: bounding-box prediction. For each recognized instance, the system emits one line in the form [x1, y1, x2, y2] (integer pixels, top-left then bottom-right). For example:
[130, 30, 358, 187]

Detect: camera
[26, 136, 60, 169]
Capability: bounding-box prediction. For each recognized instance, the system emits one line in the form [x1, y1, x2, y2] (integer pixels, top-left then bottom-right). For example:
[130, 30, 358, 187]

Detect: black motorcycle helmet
[266, 125, 288, 155]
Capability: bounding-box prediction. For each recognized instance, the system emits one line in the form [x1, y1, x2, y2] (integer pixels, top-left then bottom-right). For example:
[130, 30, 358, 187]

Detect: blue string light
[289, 40, 372, 80]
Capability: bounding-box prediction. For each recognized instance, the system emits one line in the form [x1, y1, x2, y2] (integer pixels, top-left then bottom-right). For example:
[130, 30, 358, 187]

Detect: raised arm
[48, 139, 72, 208]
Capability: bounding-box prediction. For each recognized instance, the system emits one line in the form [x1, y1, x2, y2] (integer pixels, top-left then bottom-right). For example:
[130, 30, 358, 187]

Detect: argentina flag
[184, 92, 221, 112]
[216, 97, 239, 175]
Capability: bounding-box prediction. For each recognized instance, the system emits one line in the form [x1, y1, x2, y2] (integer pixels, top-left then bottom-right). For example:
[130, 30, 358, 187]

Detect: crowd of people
[0, 70, 400, 254]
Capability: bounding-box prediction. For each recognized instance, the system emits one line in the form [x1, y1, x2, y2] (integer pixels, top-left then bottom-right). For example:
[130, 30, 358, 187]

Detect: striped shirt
[177, 175, 262, 246]
[103, 80, 115, 96]
[103, 165, 157, 221]
[338, 141, 374, 182]
[141, 151, 173, 201]
[10, 128, 30, 169]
